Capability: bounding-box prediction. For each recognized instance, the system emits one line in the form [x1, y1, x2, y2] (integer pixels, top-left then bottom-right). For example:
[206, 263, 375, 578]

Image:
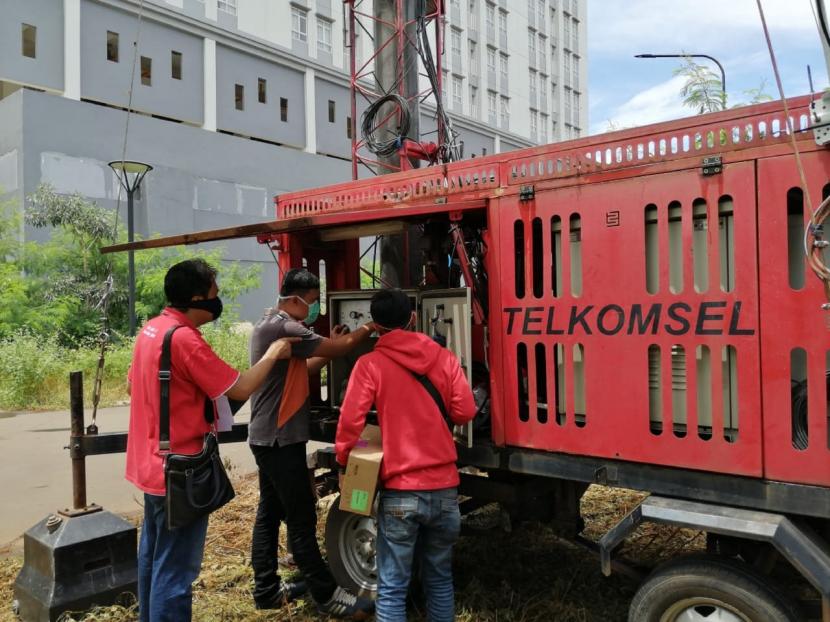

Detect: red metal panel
[758, 151, 830, 486]
[492, 162, 763, 476]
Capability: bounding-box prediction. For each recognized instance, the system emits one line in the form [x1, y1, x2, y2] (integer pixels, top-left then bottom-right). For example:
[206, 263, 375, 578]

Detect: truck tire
[325, 495, 378, 597]
[628, 554, 801, 622]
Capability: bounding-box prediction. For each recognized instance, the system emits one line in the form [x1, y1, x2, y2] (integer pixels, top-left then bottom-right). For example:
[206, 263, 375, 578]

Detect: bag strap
[159, 325, 183, 452]
[376, 351, 453, 430]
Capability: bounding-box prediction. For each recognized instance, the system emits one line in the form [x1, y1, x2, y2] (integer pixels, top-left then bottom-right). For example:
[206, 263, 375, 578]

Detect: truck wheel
[325, 495, 378, 597]
[628, 555, 801, 622]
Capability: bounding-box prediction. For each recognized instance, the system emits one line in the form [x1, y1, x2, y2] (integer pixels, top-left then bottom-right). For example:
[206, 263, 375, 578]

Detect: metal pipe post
[69, 371, 87, 510]
[127, 189, 136, 337]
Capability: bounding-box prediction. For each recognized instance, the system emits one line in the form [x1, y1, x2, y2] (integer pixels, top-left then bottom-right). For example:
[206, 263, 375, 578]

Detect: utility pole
[374, 0, 423, 287]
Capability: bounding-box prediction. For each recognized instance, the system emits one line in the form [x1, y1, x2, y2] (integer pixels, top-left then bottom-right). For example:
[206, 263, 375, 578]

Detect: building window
[258, 78, 267, 103]
[485, 2, 495, 32]
[563, 16, 571, 50]
[452, 75, 463, 107]
[280, 97, 288, 122]
[572, 18, 579, 49]
[469, 40, 478, 75]
[328, 100, 336, 123]
[540, 74, 548, 107]
[141, 56, 152, 86]
[451, 28, 461, 57]
[528, 29, 537, 67]
[573, 55, 579, 89]
[563, 50, 571, 86]
[346, 116, 352, 139]
[217, 0, 237, 16]
[469, 0, 478, 24]
[530, 109, 538, 139]
[487, 90, 497, 120]
[292, 7, 308, 43]
[21, 24, 36, 59]
[529, 70, 537, 99]
[235, 84, 244, 110]
[538, 34, 547, 71]
[499, 53, 508, 83]
[498, 9, 507, 40]
[107, 31, 119, 63]
[486, 46, 496, 74]
[537, 0, 546, 25]
[469, 85, 478, 114]
[171, 51, 182, 80]
[317, 18, 332, 55]
[573, 92, 580, 125]
[540, 113, 548, 143]
[500, 95, 509, 128]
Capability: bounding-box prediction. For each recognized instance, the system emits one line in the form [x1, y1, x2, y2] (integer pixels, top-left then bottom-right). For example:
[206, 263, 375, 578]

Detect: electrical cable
[361, 93, 411, 156]
[816, 0, 830, 49]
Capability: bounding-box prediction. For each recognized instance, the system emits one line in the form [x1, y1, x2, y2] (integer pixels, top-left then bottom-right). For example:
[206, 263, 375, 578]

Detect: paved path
[0, 405, 281, 552]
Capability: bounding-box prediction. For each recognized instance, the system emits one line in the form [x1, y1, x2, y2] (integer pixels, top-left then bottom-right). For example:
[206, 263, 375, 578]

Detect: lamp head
[109, 160, 152, 194]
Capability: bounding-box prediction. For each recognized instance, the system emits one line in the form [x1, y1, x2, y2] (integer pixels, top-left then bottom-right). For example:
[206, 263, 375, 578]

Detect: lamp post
[108, 160, 152, 337]
[635, 53, 727, 110]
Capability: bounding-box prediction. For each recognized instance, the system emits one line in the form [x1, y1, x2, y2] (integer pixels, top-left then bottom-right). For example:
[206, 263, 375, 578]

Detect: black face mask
[187, 297, 223, 320]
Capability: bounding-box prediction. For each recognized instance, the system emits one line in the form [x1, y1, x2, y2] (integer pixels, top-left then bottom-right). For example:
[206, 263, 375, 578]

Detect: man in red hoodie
[335, 288, 477, 622]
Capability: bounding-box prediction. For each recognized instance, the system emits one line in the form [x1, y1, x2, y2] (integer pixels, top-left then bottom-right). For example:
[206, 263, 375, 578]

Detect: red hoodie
[335, 330, 477, 490]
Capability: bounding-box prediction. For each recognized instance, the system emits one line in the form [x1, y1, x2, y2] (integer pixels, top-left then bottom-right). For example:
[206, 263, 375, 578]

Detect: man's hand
[331, 324, 350, 339]
[264, 337, 301, 361]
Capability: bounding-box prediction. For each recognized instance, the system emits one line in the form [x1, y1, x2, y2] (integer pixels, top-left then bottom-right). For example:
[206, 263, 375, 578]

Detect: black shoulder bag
[160, 325, 235, 530]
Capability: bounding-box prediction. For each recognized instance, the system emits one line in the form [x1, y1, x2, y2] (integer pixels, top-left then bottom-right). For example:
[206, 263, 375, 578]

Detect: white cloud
[591, 75, 691, 134]
[589, 0, 820, 56]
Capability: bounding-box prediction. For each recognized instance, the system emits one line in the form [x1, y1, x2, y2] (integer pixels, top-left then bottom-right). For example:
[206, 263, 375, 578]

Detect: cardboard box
[339, 425, 383, 516]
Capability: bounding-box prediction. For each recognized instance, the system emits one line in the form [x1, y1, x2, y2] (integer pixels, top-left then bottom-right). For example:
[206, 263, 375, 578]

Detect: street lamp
[108, 160, 152, 337]
[635, 53, 727, 110]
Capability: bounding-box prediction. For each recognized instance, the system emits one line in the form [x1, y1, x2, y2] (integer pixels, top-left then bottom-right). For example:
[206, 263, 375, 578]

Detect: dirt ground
[0, 478, 814, 621]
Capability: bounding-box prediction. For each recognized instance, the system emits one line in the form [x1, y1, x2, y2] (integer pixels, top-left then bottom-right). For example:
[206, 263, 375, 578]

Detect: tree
[742, 79, 773, 106]
[673, 56, 725, 114]
[0, 184, 261, 344]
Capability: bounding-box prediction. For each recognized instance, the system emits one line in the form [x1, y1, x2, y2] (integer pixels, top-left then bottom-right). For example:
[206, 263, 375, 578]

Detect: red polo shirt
[125, 308, 240, 495]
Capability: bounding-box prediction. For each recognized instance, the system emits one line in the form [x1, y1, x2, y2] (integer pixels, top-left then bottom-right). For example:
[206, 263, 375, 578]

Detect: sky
[587, 0, 830, 134]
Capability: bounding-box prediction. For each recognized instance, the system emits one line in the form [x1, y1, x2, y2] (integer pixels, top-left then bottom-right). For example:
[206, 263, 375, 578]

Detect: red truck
[100, 93, 830, 621]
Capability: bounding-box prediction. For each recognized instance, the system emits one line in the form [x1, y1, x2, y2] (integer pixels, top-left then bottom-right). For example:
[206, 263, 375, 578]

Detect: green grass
[0, 324, 250, 412]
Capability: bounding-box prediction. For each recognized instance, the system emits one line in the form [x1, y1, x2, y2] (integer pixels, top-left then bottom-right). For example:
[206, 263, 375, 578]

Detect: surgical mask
[281, 295, 320, 325]
[188, 297, 223, 321]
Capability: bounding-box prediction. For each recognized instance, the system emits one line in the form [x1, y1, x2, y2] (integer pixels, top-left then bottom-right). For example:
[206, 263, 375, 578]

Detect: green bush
[0, 324, 251, 412]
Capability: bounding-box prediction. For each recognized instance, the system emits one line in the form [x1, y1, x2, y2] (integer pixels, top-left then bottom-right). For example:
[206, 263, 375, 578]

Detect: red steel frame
[346, 0, 445, 179]
[271, 95, 830, 488]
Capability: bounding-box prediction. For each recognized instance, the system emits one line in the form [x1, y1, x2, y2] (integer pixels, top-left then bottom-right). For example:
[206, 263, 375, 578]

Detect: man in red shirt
[126, 259, 296, 622]
[335, 288, 477, 622]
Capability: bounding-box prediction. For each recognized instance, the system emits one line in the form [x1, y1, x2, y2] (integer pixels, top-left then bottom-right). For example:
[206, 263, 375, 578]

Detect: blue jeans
[138, 493, 209, 622]
[376, 488, 461, 622]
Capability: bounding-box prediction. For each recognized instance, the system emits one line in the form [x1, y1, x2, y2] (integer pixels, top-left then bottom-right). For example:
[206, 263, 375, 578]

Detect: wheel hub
[663, 598, 751, 622]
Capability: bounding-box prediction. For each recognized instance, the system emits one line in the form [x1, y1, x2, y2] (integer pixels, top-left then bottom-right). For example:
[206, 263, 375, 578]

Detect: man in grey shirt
[248, 268, 375, 619]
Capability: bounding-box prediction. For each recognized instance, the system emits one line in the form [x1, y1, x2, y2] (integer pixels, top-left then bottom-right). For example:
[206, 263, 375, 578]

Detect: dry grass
[0, 479, 711, 622]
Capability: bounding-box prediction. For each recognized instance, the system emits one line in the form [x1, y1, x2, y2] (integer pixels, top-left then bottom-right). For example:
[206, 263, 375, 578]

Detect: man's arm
[312, 323, 375, 359]
[306, 324, 350, 374]
[225, 338, 298, 401]
[334, 359, 376, 468]
[447, 357, 477, 426]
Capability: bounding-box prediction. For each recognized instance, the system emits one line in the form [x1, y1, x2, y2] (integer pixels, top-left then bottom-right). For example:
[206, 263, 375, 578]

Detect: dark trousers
[250, 441, 337, 604]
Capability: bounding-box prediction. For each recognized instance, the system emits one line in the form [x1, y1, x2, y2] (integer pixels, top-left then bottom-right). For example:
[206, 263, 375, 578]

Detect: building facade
[0, 0, 587, 318]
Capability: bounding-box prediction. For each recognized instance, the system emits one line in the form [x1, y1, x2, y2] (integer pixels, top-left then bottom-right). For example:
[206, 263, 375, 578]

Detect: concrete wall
[4, 89, 352, 320]
[215, 44, 305, 147]
[0, 0, 64, 92]
[80, 0, 205, 124]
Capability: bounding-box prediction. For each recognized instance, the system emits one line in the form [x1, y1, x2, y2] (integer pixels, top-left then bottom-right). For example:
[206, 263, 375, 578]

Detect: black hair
[280, 268, 320, 297]
[370, 288, 412, 329]
[164, 259, 217, 307]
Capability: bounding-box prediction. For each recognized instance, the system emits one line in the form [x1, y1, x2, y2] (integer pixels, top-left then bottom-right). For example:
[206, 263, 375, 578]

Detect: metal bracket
[598, 495, 830, 598]
[519, 185, 535, 201]
[701, 156, 722, 176]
